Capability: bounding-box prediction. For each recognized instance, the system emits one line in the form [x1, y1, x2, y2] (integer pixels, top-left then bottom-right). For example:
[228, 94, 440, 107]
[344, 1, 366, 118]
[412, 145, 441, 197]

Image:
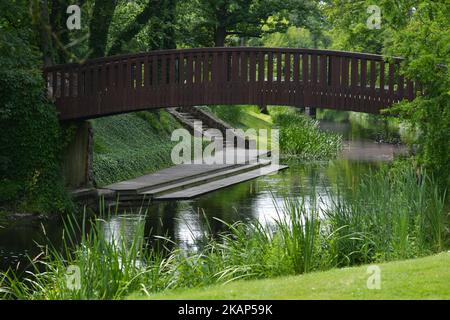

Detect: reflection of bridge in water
[44, 47, 416, 121]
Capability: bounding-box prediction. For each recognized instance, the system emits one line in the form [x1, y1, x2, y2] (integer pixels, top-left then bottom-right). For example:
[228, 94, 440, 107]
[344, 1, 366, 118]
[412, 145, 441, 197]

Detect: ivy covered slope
[92, 111, 182, 186]
[0, 3, 71, 214]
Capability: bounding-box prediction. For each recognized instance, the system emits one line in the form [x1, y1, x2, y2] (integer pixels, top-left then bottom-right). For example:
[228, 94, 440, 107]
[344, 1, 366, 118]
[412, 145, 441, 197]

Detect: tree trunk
[49, 0, 70, 64]
[213, 3, 228, 47]
[37, 0, 54, 67]
[88, 0, 118, 58]
[214, 25, 227, 47]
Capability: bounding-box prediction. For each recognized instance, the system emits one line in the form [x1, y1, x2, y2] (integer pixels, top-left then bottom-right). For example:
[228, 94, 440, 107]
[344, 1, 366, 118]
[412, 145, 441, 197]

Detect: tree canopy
[0, 0, 448, 212]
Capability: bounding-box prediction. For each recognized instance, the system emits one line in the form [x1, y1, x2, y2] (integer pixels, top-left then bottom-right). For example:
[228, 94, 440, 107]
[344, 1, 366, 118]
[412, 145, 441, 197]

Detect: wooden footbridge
[44, 47, 416, 121]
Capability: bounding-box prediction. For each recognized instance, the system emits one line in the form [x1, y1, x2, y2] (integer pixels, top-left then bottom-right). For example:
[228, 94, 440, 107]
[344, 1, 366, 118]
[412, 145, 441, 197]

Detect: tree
[0, 0, 71, 212]
[178, 0, 320, 47]
[384, 1, 450, 191]
[324, 0, 420, 53]
[107, 0, 177, 55]
[88, 0, 119, 58]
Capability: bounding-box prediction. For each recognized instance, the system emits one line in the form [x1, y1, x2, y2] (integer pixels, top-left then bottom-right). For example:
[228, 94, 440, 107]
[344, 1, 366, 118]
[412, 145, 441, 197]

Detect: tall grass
[270, 107, 342, 159]
[324, 165, 448, 266]
[0, 166, 447, 299]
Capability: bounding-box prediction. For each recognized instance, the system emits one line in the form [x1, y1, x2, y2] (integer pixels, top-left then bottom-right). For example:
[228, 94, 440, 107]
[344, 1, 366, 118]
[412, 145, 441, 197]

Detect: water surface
[0, 116, 407, 273]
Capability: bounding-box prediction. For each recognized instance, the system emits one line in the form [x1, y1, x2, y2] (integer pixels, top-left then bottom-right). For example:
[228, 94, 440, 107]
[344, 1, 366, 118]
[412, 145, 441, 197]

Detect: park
[0, 0, 449, 302]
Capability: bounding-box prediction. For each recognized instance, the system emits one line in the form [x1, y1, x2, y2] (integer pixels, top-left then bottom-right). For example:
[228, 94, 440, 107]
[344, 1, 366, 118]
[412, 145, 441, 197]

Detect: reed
[1, 165, 447, 299]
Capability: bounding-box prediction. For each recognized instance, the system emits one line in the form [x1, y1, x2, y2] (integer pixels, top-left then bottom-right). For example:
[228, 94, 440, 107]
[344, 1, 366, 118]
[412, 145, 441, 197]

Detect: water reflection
[0, 117, 409, 273]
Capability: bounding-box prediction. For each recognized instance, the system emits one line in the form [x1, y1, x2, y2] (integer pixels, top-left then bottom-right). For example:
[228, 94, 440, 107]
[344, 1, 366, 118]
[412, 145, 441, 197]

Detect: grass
[269, 106, 342, 160]
[0, 163, 447, 300]
[91, 110, 182, 186]
[132, 252, 450, 300]
[208, 105, 343, 160]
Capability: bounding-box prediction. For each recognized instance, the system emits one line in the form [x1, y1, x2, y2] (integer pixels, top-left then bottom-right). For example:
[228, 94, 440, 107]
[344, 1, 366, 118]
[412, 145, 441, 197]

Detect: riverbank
[91, 110, 182, 186]
[1, 161, 447, 300]
[134, 252, 450, 300]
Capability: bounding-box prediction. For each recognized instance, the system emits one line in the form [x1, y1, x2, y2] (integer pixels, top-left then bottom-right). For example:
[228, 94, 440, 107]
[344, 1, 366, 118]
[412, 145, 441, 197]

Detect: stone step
[153, 164, 288, 200]
[105, 163, 243, 195]
[139, 160, 271, 198]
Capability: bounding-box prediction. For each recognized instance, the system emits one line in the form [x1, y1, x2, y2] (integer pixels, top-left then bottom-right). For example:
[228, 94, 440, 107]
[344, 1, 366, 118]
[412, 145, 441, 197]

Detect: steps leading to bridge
[167, 107, 256, 149]
[96, 106, 281, 203]
[100, 148, 285, 203]
[154, 164, 287, 200]
[140, 160, 270, 199]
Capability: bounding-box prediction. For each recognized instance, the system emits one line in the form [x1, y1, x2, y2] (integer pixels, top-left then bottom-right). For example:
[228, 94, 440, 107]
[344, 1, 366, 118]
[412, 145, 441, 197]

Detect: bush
[270, 107, 342, 160]
[0, 7, 71, 213]
[384, 1, 450, 192]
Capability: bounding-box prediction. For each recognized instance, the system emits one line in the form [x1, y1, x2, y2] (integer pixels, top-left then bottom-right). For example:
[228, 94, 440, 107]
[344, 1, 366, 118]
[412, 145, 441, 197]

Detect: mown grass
[132, 252, 450, 300]
[91, 111, 181, 186]
[0, 165, 447, 300]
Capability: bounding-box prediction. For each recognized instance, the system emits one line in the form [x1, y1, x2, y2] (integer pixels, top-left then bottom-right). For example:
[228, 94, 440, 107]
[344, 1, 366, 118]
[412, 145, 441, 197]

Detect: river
[0, 114, 408, 274]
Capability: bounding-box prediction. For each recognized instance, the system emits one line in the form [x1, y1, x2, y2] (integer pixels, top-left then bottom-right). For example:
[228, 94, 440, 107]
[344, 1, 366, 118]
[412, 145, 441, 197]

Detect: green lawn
[131, 252, 450, 300]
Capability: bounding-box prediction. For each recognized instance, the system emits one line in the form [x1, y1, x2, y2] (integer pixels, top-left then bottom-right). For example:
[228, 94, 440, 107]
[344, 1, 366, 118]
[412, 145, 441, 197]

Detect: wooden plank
[258, 51, 265, 106]
[379, 61, 385, 110]
[292, 53, 299, 107]
[397, 62, 404, 102]
[388, 63, 395, 105]
[350, 58, 359, 110]
[310, 54, 318, 107]
[285, 52, 291, 105]
[302, 54, 309, 107]
[406, 80, 414, 101]
[249, 51, 256, 104]
[319, 55, 327, 109]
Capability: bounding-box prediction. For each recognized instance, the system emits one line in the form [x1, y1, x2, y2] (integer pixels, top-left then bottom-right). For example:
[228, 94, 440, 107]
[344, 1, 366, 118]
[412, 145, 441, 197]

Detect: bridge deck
[44, 47, 416, 120]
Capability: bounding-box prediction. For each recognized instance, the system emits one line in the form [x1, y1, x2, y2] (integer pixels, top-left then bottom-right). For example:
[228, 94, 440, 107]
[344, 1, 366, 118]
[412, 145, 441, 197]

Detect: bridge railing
[44, 47, 416, 120]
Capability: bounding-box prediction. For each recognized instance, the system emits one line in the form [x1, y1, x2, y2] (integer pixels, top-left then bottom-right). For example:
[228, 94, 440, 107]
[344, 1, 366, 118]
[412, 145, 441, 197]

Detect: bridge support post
[306, 107, 317, 119]
[61, 121, 93, 189]
[259, 105, 269, 114]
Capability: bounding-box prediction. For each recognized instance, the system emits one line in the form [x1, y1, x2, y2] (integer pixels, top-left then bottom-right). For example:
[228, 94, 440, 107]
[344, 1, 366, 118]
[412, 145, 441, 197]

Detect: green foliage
[260, 26, 331, 49]
[0, 3, 71, 213]
[324, 0, 417, 53]
[269, 107, 342, 160]
[383, 1, 450, 191]
[326, 162, 448, 266]
[177, 0, 321, 47]
[91, 111, 182, 186]
[138, 253, 450, 300]
[208, 105, 342, 159]
[0, 164, 447, 299]
[326, 0, 449, 191]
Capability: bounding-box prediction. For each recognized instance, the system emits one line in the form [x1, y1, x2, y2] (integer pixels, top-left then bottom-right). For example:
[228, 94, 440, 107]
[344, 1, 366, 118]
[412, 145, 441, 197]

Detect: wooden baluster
[397, 61, 404, 102]
[379, 60, 385, 109]
[388, 62, 395, 105]
[249, 51, 256, 104]
[258, 51, 265, 106]
[319, 55, 327, 109]
[292, 52, 299, 107]
[341, 57, 350, 110]
[350, 58, 359, 110]
[285, 52, 291, 105]
[310, 54, 318, 107]
[302, 54, 309, 107]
